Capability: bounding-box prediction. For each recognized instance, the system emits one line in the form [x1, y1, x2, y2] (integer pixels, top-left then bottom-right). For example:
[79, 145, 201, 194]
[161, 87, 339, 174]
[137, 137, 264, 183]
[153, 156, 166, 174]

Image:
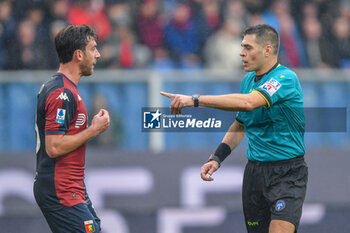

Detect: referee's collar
[254, 62, 280, 82]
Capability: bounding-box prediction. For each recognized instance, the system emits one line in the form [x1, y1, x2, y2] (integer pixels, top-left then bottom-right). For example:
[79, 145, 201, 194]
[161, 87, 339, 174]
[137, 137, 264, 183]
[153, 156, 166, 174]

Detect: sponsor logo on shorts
[84, 220, 95, 233]
[275, 200, 286, 211]
[247, 221, 259, 226]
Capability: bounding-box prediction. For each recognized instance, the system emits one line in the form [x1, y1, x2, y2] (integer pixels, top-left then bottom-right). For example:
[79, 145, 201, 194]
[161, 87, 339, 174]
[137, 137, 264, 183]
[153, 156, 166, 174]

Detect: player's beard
[80, 58, 94, 76]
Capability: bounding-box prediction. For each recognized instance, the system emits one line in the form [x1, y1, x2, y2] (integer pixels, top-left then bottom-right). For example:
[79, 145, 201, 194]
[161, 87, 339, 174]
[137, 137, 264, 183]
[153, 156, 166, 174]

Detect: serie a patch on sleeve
[56, 108, 66, 124]
[259, 78, 282, 96]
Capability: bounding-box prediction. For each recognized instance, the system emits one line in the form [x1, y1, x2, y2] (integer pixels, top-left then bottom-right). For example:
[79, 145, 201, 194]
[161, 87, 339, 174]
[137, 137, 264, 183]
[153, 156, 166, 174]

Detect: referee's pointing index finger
[160, 91, 176, 99]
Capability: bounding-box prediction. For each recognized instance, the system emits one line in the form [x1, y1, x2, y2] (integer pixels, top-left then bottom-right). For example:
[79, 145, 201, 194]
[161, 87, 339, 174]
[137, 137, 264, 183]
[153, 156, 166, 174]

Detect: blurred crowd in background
[0, 0, 350, 70]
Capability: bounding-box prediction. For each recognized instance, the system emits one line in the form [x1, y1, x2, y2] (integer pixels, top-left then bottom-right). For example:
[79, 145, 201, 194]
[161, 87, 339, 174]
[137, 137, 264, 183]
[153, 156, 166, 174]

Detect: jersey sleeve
[45, 88, 77, 134]
[235, 74, 249, 123]
[255, 73, 297, 108]
[235, 112, 244, 125]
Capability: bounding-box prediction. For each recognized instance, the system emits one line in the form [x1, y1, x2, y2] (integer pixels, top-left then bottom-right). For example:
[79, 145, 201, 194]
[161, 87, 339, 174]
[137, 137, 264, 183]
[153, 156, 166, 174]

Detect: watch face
[192, 94, 200, 107]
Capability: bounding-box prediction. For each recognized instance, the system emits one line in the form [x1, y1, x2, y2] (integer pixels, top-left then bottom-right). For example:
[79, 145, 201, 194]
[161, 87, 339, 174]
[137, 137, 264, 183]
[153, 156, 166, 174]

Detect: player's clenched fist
[91, 109, 110, 134]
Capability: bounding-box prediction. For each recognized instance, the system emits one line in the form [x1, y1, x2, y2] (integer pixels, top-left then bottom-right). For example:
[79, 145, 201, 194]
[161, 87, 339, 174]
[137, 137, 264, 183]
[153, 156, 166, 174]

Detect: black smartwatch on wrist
[192, 94, 200, 107]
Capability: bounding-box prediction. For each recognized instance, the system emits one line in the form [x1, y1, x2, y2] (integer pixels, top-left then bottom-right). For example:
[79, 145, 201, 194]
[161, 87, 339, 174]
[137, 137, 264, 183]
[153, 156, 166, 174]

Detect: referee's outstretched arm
[160, 90, 266, 114]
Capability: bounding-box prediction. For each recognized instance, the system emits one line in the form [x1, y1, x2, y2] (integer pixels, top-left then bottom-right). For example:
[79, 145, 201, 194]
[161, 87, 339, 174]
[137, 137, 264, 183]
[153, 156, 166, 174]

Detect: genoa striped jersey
[34, 72, 88, 210]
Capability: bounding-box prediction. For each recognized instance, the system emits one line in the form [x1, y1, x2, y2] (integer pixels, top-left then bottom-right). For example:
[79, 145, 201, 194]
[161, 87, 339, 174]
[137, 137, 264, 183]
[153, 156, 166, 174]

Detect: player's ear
[265, 45, 273, 57]
[74, 49, 84, 62]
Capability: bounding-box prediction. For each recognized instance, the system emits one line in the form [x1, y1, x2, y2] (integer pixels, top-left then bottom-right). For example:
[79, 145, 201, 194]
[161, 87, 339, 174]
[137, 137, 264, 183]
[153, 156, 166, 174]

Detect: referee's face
[240, 34, 266, 74]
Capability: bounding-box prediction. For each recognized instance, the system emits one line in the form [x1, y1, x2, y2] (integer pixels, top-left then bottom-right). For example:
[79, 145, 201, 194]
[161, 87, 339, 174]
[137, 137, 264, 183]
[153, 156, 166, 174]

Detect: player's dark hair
[243, 24, 280, 55]
[54, 25, 97, 64]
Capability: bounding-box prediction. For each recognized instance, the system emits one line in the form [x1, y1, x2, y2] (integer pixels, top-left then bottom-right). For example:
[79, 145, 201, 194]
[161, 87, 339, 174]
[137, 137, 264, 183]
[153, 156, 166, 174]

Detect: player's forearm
[209, 121, 245, 165]
[199, 92, 262, 111]
[222, 121, 245, 151]
[198, 94, 252, 111]
[45, 126, 98, 158]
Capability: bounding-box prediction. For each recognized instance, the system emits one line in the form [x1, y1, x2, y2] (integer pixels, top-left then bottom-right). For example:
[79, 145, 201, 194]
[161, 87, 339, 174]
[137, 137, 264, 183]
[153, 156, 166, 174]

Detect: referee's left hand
[160, 91, 194, 114]
[200, 160, 219, 181]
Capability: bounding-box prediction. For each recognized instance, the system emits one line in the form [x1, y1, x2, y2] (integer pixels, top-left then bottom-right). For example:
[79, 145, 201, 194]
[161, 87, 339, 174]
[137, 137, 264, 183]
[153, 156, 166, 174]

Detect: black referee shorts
[242, 156, 308, 233]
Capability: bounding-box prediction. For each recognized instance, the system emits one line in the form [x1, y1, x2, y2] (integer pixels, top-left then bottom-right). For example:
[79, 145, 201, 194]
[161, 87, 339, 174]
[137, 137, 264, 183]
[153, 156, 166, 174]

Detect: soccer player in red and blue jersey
[34, 25, 110, 233]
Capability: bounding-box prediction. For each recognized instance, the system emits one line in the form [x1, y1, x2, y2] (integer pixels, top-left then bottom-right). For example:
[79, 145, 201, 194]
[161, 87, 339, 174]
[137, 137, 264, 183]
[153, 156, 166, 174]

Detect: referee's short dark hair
[243, 24, 280, 55]
[55, 25, 98, 64]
